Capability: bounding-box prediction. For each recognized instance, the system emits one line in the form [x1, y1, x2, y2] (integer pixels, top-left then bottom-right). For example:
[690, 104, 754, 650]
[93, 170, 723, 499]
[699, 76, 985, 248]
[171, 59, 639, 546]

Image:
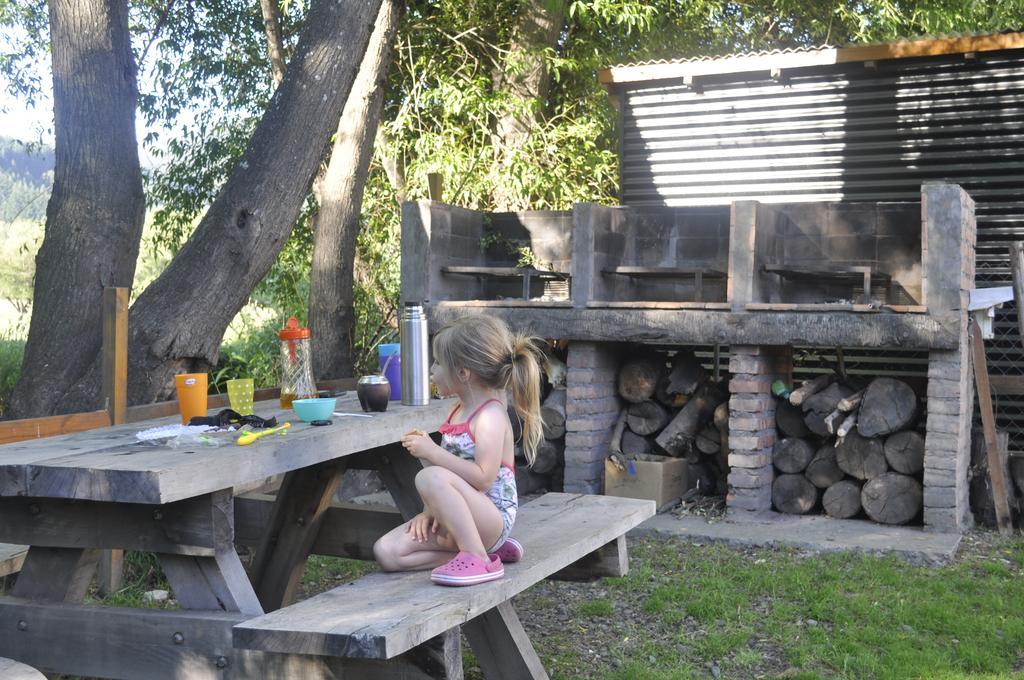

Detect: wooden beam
[429, 305, 959, 350]
[0, 411, 111, 445]
[463, 602, 549, 680]
[123, 378, 357, 423]
[1010, 242, 1024, 345]
[233, 495, 403, 561]
[0, 490, 235, 556]
[11, 547, 99, 603]
[249, 460, 347, 611]
[101, 286, 129, 426]
[0, 596, 448, 680]
[550, 535, 628, 581]
[970, 319, 1014, 536]
[427, 172, 443, 202]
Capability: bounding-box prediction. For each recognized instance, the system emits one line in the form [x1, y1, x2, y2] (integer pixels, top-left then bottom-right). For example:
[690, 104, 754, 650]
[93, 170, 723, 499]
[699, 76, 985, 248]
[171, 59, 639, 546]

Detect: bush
[0, 335, 24, 417]
[211, 320, 280, 393]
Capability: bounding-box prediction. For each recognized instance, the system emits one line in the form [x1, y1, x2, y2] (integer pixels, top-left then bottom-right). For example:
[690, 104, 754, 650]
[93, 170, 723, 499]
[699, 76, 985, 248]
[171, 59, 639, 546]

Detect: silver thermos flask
[400, 301, 430, 405]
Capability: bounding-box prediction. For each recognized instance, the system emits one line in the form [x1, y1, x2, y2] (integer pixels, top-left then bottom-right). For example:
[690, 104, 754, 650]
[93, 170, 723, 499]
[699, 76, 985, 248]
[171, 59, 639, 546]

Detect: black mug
[357, 375, 391, 412]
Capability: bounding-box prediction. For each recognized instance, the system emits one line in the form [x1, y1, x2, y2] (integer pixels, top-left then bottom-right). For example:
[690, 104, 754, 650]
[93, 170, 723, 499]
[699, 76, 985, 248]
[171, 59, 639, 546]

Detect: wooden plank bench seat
[0, 656, 46, 680]
[234, 493, 654, 674]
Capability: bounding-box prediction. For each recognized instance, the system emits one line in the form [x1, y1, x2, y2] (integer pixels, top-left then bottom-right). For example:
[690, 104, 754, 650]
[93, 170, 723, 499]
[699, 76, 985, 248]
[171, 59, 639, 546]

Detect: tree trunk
[805, 445, 844, 489]
[836, 430, 888, 480]
[489, 0, 567, 210]
[259, 0, 287, 86]
[857, 377, 918, 438]
[823, 479, 862, 519]
[309, 0, 401, 381]
[773, 474, 818, 514]
[540, 388, 567, 440]
[773, 438, 814, 474]
[9, 0, 145, 419]
[883, 430, 925, 475]
[54, 0, 385, 409]
[626, 400, 668, 436]
[861, 472, 922, 525]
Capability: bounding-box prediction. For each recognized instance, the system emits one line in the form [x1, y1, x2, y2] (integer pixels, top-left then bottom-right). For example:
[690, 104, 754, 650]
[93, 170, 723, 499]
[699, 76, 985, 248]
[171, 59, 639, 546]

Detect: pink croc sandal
[491, 537, 524, 564]
[431, 551, 504, 586]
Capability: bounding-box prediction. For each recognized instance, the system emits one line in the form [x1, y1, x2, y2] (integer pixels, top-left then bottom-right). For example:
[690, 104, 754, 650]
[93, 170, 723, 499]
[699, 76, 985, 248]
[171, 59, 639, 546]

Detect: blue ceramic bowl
[291, 397, 337, 422]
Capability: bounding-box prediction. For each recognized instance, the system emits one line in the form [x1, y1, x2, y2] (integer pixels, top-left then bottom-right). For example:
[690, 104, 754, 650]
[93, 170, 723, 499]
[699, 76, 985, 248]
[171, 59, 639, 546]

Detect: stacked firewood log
[513, 353, 567, 494]
[609, 350, 729, 496]
[772, 375, 924, 525]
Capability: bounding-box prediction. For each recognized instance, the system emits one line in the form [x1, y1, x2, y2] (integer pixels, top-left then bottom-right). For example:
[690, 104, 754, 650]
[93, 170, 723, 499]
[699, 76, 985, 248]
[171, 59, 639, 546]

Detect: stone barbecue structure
[401, 183, 977, 533]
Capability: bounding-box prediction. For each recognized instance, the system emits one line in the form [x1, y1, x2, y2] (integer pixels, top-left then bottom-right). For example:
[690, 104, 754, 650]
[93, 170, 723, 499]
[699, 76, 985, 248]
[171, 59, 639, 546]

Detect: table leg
[98, 548, 124, 597]
[11, 547, 99, 603]
[464, 601, 549, 680]
[372, 442, 426, 521]
[158, 549, 263, 615]
[249, 459, 346, 611]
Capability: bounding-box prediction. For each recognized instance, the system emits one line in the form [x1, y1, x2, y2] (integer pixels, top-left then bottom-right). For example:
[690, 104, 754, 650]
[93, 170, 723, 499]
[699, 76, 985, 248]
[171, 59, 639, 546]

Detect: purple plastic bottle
[378, 343, 402, 401]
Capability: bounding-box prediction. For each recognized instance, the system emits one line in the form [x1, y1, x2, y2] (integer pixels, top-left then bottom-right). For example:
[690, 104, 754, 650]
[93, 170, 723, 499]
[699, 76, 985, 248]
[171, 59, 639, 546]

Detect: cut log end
[773, 437, 815, 474]
[861, 472, 922, 525]
[836, 430, 888, 480]
[773, 473, 819, 514]
[823, 479, 862, 519]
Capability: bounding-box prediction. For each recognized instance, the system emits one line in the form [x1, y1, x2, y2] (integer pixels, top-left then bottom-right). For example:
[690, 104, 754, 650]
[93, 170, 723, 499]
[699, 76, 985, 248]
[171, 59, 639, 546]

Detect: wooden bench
[234, 492, 654, 679]
[0, 656, 46, 680]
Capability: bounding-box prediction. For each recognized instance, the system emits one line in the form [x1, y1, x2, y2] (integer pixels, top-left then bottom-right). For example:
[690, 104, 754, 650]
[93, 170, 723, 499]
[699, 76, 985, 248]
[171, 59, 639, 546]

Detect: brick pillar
[922, 183, 976, 533]
[727, 345, 792, 514]
[564, 342, 621, 494]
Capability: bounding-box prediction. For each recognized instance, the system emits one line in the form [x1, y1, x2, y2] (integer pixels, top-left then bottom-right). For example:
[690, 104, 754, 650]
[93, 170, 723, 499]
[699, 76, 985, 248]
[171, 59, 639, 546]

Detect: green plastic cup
[227, 378, 255, 415]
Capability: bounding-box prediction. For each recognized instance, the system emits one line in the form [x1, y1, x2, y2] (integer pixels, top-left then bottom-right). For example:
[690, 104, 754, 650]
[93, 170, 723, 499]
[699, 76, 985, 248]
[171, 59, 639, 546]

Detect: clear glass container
[278, 316, 316, 408]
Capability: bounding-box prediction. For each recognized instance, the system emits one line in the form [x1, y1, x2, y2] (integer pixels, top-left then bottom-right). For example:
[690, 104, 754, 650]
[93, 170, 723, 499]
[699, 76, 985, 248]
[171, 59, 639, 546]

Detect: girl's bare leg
[414, 465, 503, 560]
[373, 519, 458, 571]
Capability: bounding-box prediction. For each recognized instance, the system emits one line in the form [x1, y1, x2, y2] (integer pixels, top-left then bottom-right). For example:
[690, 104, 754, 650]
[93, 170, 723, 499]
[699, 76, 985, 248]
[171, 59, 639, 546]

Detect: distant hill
[0, 137, 53, 223]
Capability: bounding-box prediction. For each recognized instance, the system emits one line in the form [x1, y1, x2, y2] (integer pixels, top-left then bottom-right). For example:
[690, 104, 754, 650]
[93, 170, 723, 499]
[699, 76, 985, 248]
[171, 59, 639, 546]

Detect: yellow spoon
[237, 422, 291, 446]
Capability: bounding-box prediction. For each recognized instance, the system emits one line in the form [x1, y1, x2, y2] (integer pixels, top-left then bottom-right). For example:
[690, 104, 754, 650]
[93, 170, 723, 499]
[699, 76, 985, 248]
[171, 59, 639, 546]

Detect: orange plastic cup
[174, 373, 209, 424]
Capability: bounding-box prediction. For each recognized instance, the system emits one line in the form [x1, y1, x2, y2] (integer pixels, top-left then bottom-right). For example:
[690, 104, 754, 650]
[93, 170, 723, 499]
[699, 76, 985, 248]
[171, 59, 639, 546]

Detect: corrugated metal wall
[615, 48, 1024, 448]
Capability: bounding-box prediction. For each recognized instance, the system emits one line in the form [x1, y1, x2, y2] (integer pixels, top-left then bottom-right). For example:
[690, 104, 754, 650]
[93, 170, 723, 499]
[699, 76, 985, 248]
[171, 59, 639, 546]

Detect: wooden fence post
[1010, 242, 1024, 345]
[99, 286, 129, 596]
[427, 172, 444, 202]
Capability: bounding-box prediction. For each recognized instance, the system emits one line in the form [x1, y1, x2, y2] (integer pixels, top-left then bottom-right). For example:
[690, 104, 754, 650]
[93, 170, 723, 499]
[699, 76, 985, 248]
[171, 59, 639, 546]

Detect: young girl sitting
[372, 315, 544, 586]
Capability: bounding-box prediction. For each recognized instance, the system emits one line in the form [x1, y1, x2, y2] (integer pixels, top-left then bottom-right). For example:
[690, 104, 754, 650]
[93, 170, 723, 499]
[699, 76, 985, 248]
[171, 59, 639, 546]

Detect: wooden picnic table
[0, 394, 456, 678]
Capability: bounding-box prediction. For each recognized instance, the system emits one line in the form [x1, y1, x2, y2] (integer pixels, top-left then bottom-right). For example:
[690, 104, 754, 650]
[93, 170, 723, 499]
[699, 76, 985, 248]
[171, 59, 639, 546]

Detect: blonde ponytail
[431, 316, 547, 465]
[509, 333, 545, 466]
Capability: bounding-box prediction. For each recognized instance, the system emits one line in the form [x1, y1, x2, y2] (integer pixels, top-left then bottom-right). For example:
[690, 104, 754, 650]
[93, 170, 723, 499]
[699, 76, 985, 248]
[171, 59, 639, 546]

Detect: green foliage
[211, 313, 281, 392]
[0, 333, 23, 417]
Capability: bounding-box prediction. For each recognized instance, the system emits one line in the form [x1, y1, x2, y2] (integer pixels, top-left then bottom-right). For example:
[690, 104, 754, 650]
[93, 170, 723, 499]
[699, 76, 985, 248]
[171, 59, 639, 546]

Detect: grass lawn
[13, 529, 1023, 680]
[511, 533, 1024, 680]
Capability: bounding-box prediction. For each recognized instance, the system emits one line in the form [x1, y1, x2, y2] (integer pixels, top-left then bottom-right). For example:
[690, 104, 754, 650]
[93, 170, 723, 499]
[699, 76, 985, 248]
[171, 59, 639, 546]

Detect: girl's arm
[401, 409, 504, 491]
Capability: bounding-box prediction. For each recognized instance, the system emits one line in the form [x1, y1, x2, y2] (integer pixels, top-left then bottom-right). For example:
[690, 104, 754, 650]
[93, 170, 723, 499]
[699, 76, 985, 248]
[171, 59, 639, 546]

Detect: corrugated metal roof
[609, 29, 1023, 69]
[599, 30, 1024, 86]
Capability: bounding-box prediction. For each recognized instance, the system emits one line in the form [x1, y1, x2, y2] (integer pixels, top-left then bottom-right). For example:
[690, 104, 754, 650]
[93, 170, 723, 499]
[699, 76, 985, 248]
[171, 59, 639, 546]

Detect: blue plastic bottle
[378, 343, 402, 400]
